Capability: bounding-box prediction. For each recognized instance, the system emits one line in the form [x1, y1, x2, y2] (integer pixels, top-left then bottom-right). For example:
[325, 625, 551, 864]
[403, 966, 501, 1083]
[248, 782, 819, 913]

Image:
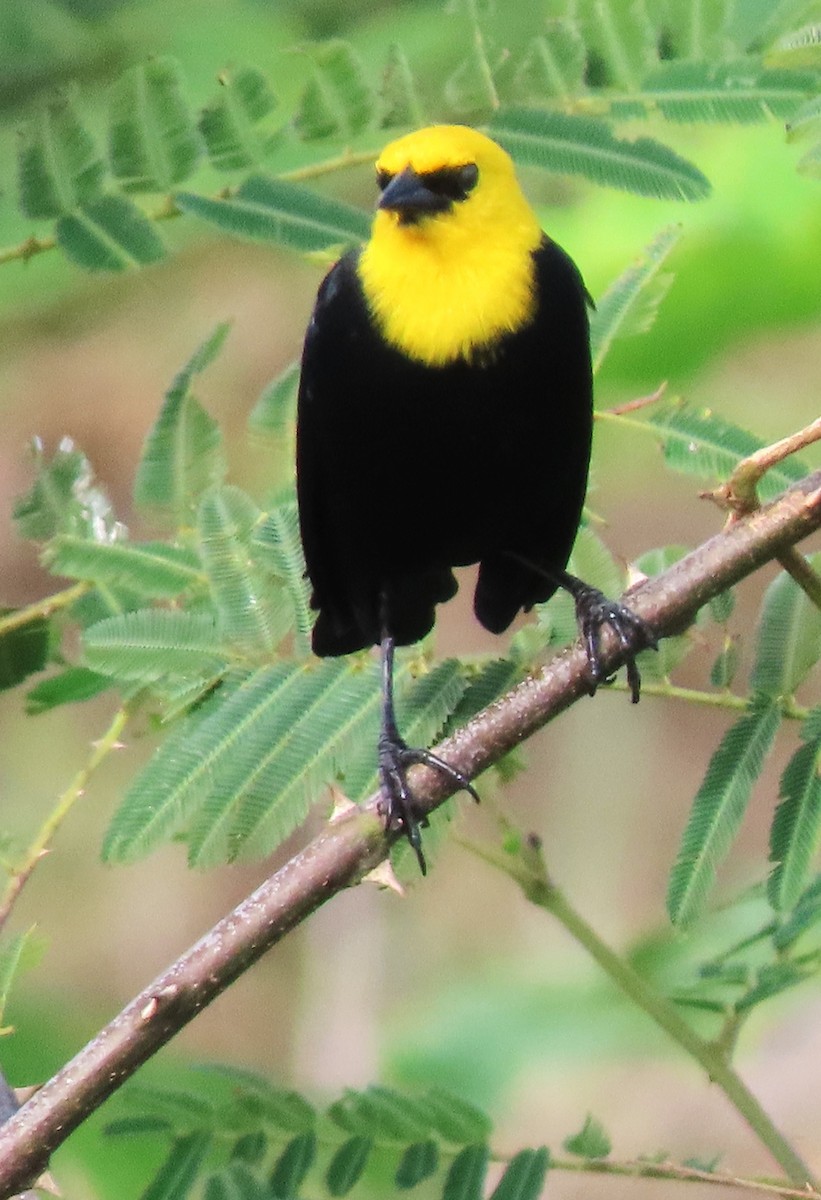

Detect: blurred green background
[2, 1, 821, 1196]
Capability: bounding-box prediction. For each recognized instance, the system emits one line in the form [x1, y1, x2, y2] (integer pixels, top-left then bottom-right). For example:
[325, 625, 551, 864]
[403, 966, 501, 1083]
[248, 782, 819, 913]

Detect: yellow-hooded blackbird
[296, 125, 654, 872]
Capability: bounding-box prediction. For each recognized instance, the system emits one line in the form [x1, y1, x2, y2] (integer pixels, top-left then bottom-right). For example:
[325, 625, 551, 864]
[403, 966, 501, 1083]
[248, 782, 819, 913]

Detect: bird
[296, 124, 654, 873]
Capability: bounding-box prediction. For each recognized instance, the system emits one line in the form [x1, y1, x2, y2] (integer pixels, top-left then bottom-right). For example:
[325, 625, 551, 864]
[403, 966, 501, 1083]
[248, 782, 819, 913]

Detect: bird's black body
[296, 235, 593, 657]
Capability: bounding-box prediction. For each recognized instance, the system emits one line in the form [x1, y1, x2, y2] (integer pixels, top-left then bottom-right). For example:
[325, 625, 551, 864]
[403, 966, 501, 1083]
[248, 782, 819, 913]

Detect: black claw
[558, 573, 656, 702]
[377, 626, 479, 874]
[378, 734, 479, 875]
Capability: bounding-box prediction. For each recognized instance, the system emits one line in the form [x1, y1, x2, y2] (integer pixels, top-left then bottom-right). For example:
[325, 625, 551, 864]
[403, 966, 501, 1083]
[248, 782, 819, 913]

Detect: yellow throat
[358, 125, 544, 368]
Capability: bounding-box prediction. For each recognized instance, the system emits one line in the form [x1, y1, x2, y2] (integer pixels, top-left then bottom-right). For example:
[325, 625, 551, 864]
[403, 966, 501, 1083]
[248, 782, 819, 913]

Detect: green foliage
[5, 7, 821, 1198]
[198, 67, 281, 172]
[589, 225, 681, 374]
[134, 325, 229, 522]
[488, 109, 711, 200]
[667, 698, 781, 927]
[562, 1114, 611, 1159]
[109, 57, 203, 193]
[0, 928, 46, 1032]
[17, 91, 104, 218]
[104, 1074, 555, 1200]
[176, 176, 370, 253]
[5, 5, 820, 275]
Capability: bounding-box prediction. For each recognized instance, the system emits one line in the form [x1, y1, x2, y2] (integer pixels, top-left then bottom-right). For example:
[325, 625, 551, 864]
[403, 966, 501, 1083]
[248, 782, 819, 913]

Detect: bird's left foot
[559, 573, 657, 703]
[378, 727, 479, 875]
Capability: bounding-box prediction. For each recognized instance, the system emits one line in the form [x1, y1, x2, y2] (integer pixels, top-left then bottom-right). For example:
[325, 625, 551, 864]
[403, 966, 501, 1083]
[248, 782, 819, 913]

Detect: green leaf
[735, 960, 816, 1012]
[423, 1090, 493, 1145]
[445, 41, 500, 118]
[134, 325, 229, 522]
[269, 1131, 316, 1197]
[104, 1115, 173, 1137]
[0, 928, 46, 1030]
[488, 108, 711, 200]
[328, 1086, 431, 1141]
[195, 1065, 316, 1132]
[83, 609, 225, 684]
[119, 1083, 216, 1131]
[138, 1131, 212, 1200]
[590, 225, 680, 373]
[667, 699, 781, 927]
[787, 94, 821, 142]
[104, 659, 387, 865]
[610, 60, 818, 123]
[773, 872, 821, 950]
[512, 23, 587, 105]
[768, 713, 821, 911]
[296, 41, 377, 140]
[396, 1140, 439, 1188]
[248, 361, 299, 435]
[582, 0, 659, 92]
[13, 438, 120, 542]
[230, 1131, 266, 1165]
[253, 500, 312, 655]
[26, 665, 113, 714]
[380, 43, 425, 128]
[44, 537, 204, 598]
[205, 1163, 268, 1200]
[0, 615, 49, 692]
[443, 1145, 490, 1200]
[562, 1114, 611, 1158]
[197, 486, 291, 656]
[325, 1136, 373, 1196]
[17, 91, 104, 219]
[710, 637, 740, 690]
[176, 174, 370, 253]
[750, 556, 821, 697]
[199, 66, 280, 171]
[56, 194, 166, 271]
[109, 57, 202, 192]
[637, 402, 808, 502]
[768, 23, 821, 67]
[489, 1147, 550, 1200]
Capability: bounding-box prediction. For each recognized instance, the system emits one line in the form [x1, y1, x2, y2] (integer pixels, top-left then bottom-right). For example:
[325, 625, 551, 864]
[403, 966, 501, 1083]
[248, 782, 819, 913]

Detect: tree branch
[1, 470, 821, 1196]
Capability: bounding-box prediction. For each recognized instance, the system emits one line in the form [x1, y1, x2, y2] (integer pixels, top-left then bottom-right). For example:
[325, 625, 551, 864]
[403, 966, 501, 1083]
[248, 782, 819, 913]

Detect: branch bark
[1, 470, 821, 1196]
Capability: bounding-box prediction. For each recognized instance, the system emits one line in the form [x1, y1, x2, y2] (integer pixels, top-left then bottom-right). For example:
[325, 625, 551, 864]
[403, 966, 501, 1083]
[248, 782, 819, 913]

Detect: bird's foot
[378, 728, 479, 876]
[568, 579, 657, 703]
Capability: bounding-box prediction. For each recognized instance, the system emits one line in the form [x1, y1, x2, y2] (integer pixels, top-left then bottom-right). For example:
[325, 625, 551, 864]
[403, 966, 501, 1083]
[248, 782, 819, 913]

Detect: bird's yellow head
[358, 125, 544, 367]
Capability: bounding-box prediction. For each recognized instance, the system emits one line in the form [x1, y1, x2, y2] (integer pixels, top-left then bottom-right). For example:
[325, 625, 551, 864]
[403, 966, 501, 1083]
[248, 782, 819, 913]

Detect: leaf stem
[0, 582, 91, 637]
[470, 838, 818, 1191]
[549, 1154, 821, 1199]
[0, 150, 381, 269]
[0, 707, 128, 935]
[607, 679, 809, 720]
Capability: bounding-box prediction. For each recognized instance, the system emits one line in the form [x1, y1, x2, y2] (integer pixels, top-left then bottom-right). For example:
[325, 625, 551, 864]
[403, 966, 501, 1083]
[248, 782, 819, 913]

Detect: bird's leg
[378, 629, 479, 875]
[555, 569, 657, 703]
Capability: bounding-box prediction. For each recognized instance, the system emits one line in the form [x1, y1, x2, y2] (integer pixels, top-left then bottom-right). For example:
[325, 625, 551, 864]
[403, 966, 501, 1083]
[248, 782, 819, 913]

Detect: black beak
[378, 167, 451, 222]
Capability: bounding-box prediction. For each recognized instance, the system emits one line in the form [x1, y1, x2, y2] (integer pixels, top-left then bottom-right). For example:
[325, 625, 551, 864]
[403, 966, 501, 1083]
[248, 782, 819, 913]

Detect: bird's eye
[376, 168, 392, 191]
[421, 163, 479, 202]
[457, 163, 479, 194]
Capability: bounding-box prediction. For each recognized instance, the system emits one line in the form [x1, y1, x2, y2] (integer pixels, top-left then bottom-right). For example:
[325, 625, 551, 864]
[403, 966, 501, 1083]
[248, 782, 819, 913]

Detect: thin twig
[0, 708, 129, 935]
[0, 150, 381, 268]
[550, 1154, 821, 1199]
[1, 470, 821, 1196]
[463, 835, 817, 1190]
[0, 582, 91, 638]
[600, 380, 668, 417]
[702, 416, 821, 611]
